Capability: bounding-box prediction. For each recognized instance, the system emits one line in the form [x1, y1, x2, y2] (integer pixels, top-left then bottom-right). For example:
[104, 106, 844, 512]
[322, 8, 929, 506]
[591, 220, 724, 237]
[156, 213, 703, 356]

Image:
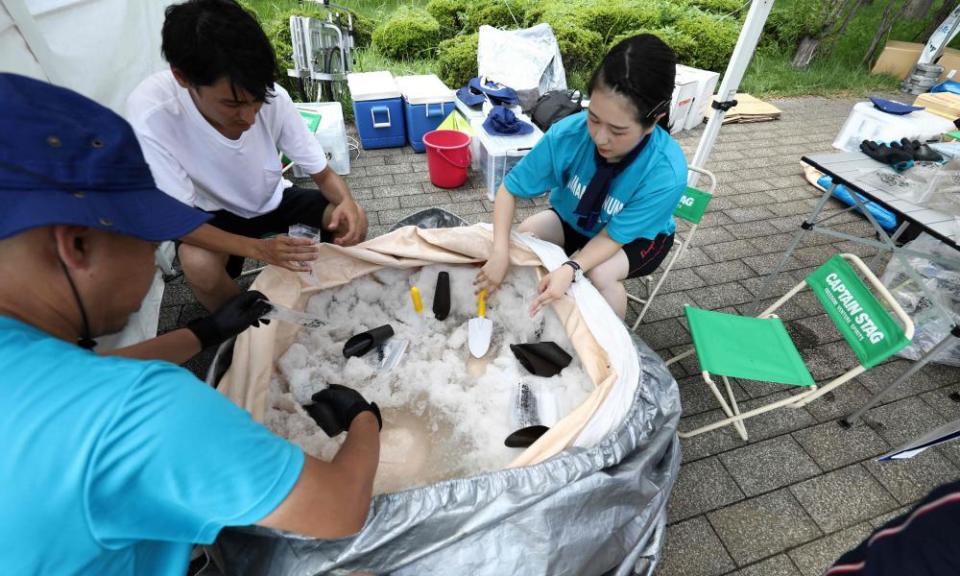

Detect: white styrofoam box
[293, 101, 350, 176]
[455, 97, 486, 122]
[394, 74, 455, 105]
[471, 115, 544, 201]
[676, 64, 720, 131]
[669, 78, 698, 134]
[833, 101, 955, 152]
[347, 71, 401, 101]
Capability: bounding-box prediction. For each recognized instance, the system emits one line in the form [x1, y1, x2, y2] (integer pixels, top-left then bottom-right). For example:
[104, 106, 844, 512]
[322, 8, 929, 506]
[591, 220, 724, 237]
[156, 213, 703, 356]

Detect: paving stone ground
[160, 94, 960, 575]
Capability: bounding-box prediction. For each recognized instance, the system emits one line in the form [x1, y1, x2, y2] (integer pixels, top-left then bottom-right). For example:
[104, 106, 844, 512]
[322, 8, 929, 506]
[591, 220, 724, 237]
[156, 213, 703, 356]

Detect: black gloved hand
[187, 290, 272, 349]
[860, 140, 914, 167]
[895, 137, 944, 162]
[305, 384, 382, 437]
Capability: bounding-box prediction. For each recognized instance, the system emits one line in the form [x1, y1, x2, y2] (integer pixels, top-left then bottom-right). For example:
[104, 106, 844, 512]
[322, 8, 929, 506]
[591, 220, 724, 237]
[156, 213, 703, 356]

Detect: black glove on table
[187, 290, 272, 349]
[860, 140, 914, 167]
[305, 384, 382, 437]
[892, 137, 944, 162]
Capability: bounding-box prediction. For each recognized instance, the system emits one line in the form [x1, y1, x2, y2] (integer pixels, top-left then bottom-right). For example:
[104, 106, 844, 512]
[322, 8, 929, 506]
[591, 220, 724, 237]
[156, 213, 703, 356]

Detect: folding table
[752, 150, 960, 425]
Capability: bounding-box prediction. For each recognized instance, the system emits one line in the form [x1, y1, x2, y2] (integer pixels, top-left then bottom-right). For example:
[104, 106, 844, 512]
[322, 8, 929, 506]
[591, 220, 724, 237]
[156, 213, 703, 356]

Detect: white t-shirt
[126, 71, 328, 218]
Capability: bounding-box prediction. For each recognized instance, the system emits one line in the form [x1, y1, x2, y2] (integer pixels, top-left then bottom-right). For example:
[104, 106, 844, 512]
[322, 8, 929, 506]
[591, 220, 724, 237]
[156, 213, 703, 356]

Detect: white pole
[691, 0, 776, 176]
[0, 0, 64, 84]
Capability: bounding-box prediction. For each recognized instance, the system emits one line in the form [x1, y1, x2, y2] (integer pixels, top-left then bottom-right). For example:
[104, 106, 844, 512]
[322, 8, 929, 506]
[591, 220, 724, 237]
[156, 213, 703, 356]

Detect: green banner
[674, 186, 711, 224]
[806, 255, 910, 368]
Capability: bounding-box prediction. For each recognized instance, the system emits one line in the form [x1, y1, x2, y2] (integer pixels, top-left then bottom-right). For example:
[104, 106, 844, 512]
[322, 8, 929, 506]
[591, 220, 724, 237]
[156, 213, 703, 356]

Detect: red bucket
[423, 130, 471, 189]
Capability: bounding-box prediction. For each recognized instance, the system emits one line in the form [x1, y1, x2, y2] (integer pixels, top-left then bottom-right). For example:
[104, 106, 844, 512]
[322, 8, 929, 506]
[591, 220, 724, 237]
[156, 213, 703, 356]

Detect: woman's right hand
[474, 251, 509, 294]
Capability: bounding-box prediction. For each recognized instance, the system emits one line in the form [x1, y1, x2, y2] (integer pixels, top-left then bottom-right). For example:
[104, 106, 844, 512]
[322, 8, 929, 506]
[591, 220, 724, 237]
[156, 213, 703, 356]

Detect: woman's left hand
[529, 265, 575, 317]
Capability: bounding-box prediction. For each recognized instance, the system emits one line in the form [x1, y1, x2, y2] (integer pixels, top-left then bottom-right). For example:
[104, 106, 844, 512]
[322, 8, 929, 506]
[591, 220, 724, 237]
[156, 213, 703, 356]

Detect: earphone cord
[58, 258, 97, 349]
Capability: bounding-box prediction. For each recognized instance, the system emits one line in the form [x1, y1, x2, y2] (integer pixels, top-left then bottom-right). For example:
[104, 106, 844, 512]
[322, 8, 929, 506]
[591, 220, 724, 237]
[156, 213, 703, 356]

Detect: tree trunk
[915, 0, 960, 42]
[862, 0, 913, 67]
[791, 0, 862, 69]
[792, 37, 821, 68]
[903, 0, 934, 20]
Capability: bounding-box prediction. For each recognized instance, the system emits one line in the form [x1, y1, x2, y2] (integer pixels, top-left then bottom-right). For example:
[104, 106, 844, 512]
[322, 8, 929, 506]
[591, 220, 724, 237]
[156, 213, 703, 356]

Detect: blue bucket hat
[456, 86, 485, 109]
[468, 77, 519, 107]
[482, 105, 534, 136]
[0, 73, 210, 241]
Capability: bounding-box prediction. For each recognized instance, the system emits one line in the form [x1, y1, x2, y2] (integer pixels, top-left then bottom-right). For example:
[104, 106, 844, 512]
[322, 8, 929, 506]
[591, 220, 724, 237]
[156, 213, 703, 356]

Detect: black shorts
[204, 186, 332, 278]
[549, 208, 674, 279]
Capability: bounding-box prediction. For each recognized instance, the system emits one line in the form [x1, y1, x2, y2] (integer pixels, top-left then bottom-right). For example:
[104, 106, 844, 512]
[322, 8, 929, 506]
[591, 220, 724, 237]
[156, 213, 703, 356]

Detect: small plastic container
[348, 72, 406, 150]
[293, 101, 351, 176]
[471, 115, 544, 201]
[396, 74, 457, 153]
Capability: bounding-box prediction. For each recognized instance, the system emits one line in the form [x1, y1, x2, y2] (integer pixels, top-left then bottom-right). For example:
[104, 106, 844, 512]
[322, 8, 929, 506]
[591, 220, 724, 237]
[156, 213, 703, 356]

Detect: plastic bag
[863, 162, 946, 204]
[477, 24, 567, 112]
[880, 233, 960, 366]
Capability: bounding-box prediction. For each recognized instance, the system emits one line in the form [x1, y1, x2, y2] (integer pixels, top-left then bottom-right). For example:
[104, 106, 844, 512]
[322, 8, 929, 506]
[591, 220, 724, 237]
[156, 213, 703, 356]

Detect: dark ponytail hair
[588, 34, 677, 131]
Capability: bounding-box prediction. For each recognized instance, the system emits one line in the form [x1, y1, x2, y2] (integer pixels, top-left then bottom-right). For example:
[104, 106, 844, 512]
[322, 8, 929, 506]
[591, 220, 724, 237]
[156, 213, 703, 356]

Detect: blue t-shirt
[0, 316, 304, 575]
[504, 112, 688, 243]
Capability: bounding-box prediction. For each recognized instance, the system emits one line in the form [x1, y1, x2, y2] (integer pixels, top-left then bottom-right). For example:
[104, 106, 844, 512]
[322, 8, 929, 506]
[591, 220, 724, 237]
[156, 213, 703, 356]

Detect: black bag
[529, 89, 582, 132]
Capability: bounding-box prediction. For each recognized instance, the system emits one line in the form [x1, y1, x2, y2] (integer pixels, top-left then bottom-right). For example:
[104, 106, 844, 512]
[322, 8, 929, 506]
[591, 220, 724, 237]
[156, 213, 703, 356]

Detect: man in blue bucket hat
[0, 73, 382, 575]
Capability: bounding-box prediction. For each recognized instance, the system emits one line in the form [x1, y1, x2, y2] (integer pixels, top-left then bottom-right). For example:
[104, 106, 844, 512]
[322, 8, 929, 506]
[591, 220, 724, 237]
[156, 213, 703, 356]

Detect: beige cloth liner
[218, 225, 619, 468]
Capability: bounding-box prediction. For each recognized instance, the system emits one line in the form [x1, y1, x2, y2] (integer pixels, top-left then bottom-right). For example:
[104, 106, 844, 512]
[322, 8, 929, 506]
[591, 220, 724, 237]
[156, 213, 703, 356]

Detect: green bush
[427, 0, 470, 39]
[552, 23, 606, 73]
[764, 0, 825, 49]
[351, 12, 374, 49]
[464, 0, 531, 32]
[580, 1, 661, 45]
[684, 0, 744, 16]
[675, 11, 741, 71]
[372, 6, 441, 60]
[437, 32, 479, 88]
[608, 27, 699, 68]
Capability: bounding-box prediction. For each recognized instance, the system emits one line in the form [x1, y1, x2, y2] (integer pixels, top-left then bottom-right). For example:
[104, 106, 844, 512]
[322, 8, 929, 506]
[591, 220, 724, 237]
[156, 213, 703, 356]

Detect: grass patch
[740, 50, 901, 97]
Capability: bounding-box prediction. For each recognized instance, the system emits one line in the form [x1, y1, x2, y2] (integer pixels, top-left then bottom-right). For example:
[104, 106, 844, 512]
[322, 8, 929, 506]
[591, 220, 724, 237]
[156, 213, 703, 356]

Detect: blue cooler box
[348, 72, 405, 149]
[396, 75, 456, 153]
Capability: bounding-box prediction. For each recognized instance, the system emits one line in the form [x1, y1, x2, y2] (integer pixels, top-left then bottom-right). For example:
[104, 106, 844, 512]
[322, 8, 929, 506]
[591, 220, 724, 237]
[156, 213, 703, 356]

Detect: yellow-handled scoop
[409, 286, 423, 315]
[468, 290, 493, 358]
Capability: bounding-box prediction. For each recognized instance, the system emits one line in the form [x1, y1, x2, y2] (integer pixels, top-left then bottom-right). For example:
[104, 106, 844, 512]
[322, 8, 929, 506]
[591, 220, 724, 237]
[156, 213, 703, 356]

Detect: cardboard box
[914, 92, 960, 120]
[669, 77, 698, 134]
[871, 41, 923, 79]
[676, 64, 720, 130]
[938, 47, 960, 79]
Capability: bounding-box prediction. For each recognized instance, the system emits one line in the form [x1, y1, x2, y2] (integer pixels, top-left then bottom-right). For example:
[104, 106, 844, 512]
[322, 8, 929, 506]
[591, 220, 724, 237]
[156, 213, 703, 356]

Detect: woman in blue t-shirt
[475, 34, 688, 319]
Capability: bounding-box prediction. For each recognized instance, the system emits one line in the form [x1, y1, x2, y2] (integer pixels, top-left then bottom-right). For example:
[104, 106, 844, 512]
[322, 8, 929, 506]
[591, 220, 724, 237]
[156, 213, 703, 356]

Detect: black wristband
[186, 317, 220, 350]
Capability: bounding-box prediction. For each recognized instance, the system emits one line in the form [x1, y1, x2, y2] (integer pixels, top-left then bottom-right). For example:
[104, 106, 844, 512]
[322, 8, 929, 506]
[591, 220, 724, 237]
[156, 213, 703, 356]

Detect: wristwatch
[562, 260, 583, 282]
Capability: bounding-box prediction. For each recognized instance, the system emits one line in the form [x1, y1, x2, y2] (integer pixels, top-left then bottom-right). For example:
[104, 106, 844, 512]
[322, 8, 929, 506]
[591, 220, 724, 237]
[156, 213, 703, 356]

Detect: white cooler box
[833, 101, 955, 152]
[471, 115, 543, 201]
[293, 101, 351, 176]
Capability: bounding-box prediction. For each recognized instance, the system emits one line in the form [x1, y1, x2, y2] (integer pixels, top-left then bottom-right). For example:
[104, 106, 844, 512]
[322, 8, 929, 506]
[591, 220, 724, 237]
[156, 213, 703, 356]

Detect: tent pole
[691, 0, 776, 181]
[0, 0, 63, 84]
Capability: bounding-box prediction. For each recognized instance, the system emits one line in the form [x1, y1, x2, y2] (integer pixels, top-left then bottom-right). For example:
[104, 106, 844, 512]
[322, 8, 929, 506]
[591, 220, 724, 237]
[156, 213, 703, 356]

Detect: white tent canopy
[0, 0, 172, 113]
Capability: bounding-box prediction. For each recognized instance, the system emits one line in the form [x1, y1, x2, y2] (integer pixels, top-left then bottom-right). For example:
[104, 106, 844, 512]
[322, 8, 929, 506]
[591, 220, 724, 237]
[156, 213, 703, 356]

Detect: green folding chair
[627, 166, 715, 331]
[667, 253, 915, 440]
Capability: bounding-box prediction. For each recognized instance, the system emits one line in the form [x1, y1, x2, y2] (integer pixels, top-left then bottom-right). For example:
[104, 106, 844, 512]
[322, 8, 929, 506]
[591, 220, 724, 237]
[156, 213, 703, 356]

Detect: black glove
[860, 140, 914, 167]
[305, 384, 382, 437]
[187, 290, 272, 349]
[894, 138, 943, 162]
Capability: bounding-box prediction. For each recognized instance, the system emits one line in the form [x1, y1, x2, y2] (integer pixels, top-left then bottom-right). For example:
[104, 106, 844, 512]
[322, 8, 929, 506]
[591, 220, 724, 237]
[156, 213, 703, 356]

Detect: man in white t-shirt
[128, 0, 368, 311]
